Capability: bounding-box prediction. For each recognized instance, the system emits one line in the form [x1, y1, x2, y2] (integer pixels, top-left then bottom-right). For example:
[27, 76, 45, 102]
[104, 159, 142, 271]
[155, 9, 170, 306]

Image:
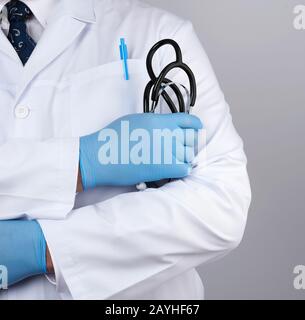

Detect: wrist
[77, 165, 83, 193]
[35, 221, 47, 274]
[46, 246, 54, 274]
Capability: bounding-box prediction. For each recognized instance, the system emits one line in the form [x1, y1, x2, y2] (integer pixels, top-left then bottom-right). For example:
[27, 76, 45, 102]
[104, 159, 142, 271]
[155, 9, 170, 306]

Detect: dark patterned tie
[6, 0, 36, 65]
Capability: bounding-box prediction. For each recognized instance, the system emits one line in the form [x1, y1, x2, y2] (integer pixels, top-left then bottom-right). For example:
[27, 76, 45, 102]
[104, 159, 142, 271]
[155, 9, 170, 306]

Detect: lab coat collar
[3, 0, 97, 106]
[63, 0, 96, 24]
[0, 0, 96, 26]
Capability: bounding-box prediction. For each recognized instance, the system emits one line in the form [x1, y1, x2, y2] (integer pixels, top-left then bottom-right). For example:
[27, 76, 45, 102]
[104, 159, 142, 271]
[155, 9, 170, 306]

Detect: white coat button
[14, 106, 30, 119]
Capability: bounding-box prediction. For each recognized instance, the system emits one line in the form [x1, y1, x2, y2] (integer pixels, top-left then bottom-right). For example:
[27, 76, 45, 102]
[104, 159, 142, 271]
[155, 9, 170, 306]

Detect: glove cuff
[79, 136, 97, 190]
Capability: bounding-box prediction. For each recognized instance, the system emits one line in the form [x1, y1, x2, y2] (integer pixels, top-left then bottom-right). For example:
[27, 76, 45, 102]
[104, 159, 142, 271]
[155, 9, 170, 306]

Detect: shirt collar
[0, 0, 58, 27]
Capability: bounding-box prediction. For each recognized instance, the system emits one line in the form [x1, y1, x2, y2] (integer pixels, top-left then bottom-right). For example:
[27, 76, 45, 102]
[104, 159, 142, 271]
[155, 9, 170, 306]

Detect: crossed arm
[0, 168, 83, 283]
[0, 21, 251, 297]
[47, 168, 83, 274]
[1, 113, 202, 286]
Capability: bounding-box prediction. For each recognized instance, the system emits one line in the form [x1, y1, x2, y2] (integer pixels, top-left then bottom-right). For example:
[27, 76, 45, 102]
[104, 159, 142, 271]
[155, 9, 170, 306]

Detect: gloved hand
[80, 113, 203, 189]
[0, 220, 47, 287]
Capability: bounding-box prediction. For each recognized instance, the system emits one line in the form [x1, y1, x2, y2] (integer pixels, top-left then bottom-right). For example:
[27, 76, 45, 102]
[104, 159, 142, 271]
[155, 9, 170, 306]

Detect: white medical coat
[0, 0, 251, 300]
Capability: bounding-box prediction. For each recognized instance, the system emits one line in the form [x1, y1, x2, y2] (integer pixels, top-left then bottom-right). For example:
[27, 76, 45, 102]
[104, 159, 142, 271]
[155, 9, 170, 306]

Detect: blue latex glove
[0, 220, 47, 287]
[80, 113, 203, 189]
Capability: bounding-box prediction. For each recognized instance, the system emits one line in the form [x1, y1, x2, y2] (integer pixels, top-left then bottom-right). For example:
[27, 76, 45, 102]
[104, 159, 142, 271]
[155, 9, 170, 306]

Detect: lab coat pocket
[69, 59, 148, 137]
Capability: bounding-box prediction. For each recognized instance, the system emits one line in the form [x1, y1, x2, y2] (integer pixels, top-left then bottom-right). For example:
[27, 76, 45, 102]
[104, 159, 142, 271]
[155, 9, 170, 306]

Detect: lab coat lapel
[13, 0, 96, 105]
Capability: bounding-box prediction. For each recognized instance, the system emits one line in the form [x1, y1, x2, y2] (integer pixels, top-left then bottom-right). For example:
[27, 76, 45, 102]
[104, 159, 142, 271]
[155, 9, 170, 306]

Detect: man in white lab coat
[0, 0, 251, 300]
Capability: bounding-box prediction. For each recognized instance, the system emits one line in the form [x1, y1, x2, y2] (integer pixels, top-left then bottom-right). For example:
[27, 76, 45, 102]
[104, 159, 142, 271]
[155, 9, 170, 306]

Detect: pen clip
[120, 39, 125, 60]
[120, 38, 129, 80]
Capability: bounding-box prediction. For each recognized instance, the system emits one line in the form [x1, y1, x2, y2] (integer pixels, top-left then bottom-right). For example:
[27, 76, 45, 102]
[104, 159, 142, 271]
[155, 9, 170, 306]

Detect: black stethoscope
[143, 39, 197, 114]
[137, 39, 198, 191]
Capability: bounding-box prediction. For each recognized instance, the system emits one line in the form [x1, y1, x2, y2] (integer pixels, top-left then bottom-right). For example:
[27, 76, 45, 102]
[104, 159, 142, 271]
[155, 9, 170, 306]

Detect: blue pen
[120, 38, 129, 80]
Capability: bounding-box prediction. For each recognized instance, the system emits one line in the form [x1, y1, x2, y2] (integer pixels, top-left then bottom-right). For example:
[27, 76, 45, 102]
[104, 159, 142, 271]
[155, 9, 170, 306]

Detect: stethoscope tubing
[144, 78, 186, 113]
[144, 39, 197, 114]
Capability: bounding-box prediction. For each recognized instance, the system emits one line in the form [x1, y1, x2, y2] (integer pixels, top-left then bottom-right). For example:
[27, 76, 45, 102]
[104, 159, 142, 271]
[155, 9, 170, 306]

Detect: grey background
[144, 0, 305, 300]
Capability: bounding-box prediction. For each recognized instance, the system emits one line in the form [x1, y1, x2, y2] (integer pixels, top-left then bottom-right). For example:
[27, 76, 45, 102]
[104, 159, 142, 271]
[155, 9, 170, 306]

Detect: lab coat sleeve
[39, 20, 251, 300]
[0, 138, 79, 219]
